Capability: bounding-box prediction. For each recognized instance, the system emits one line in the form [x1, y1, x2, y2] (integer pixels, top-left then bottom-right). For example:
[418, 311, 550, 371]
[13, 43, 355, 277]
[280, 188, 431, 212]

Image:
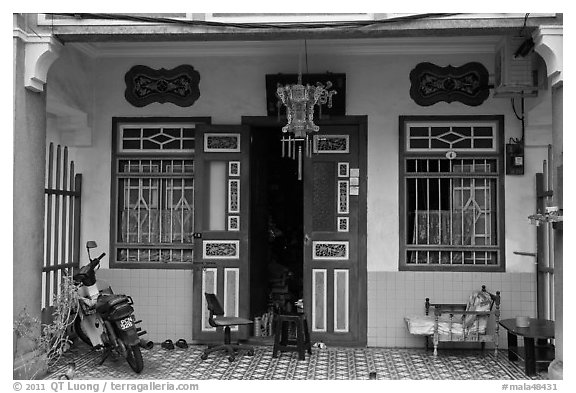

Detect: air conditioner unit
[493, 36, 538, 98]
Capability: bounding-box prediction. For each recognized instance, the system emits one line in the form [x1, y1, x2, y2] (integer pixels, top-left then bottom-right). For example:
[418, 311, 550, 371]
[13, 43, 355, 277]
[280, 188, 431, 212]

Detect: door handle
[304, 234, 311, 245]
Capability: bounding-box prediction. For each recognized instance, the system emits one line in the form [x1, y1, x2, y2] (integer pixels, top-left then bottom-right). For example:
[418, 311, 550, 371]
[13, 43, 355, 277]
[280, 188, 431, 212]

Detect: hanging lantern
[276, 41, 337, 179]
[277, 80, 336, 179]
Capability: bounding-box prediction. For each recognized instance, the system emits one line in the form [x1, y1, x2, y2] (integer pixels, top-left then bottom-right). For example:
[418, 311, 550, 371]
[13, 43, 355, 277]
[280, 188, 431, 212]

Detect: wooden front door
[192, 125, 251, 342]
[303, 117, 367, 345]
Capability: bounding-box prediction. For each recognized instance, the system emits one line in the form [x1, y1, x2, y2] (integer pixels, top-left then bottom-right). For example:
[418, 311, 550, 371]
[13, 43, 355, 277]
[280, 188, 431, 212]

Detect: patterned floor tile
[45, 344, 547, 380]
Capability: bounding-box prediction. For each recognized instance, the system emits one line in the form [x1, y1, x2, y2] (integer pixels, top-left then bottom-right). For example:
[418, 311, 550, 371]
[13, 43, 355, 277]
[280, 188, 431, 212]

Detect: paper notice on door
[350, 168, 360, 177]
[350, 186, 359, 195]
[350, 177, 359, 186]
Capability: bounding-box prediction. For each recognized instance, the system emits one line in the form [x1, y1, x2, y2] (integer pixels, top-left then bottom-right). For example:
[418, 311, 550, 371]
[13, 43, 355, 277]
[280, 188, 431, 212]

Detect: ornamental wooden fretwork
[409, 62, 489, 107]
[124, 65, 200, 107]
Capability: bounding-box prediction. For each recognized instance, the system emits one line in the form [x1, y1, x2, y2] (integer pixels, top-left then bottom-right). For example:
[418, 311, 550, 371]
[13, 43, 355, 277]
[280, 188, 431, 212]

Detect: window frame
[398, 115, 505, 272]
[110, 117, 210, 269]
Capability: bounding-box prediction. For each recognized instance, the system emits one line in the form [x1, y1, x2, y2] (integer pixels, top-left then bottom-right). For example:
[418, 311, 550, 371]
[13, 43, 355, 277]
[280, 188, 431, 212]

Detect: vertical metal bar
[68, 161, 74, 269]
[181, 174, 185, 246]
[549, 274, 555, 320]
[426, 160, 430, 246]
[73, 173, 82, 268]
[56, 269, 61, 306]
[41, 272, 47, 310]
[471, 176, 476, 265]
[149, 169, 153, 262]
[415, 160, 419, 245]
[148, 160, 152, 246]
[546, 161, 554, 312]
[548, 231, 554, 319]
[484, 177, 489, 245]
[438, 159, 441, 246]
[166, 179, 174, 243]
[137, 175, 141, 260]
[125, 161, 129, 244]
[158, 161, 164, 245]
[449, 175, 454, 265]
[62, 147, 69, 267]
[547, 144, 553, 207]
[460, 174, 464, 249]
[44, 143, 54, 309]
[52, 145, 62, 301]
[449, 158, 453, 264]
[483, 165, 489, 264]
[484, 166, 489, 253]
[191, 161, 195, 252]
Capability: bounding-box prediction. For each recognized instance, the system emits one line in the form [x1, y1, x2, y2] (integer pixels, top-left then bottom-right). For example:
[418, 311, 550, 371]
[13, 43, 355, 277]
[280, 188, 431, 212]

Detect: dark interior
[250, 126, 303, 321]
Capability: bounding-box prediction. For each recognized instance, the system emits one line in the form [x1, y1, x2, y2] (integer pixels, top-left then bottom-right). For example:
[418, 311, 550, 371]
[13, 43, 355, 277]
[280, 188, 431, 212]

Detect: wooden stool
[272, 313, 312, 360]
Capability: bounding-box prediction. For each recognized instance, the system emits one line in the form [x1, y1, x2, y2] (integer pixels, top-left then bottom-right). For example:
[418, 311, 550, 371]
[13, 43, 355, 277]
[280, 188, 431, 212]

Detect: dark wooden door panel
[303, 118, 367, 345]
[192, 125, 251, 342]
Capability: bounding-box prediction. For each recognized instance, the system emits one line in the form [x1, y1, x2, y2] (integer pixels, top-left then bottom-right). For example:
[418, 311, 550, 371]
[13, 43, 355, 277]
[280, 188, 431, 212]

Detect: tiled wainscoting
[97, 269, 536, 348]
[97, 269, 194, 343]
[367, 271, 537, 348]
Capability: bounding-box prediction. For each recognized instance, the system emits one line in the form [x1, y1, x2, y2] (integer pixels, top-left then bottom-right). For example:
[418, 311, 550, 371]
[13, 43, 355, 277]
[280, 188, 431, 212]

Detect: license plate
[119, 317, 133, 330]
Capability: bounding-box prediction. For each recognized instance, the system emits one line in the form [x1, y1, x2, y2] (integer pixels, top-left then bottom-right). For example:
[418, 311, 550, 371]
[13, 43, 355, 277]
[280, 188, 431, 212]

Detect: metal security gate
[42, 143, 82, 323]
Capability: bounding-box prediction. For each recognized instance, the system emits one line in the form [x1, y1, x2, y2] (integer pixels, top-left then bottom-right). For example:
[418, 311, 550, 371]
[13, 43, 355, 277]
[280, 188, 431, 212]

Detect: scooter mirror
[86, 241, 98, 249]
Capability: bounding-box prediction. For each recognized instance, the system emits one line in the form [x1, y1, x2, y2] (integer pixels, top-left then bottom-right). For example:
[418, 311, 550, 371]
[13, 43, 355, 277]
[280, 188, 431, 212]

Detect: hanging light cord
[519, 13, 530, 36]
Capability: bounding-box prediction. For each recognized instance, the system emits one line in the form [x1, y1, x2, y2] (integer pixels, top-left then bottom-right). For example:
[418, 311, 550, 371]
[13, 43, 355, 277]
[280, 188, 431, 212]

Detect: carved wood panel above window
[409, 62, 489, 107]
[124, 65, 200, 107]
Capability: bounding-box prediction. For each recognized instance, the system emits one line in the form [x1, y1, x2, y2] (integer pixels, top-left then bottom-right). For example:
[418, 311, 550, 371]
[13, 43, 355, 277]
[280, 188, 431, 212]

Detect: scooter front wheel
[126, 344, 144, 373]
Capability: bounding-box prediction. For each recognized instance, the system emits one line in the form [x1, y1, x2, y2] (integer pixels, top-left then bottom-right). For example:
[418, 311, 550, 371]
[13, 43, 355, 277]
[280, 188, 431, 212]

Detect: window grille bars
[406, 158, 498, 266]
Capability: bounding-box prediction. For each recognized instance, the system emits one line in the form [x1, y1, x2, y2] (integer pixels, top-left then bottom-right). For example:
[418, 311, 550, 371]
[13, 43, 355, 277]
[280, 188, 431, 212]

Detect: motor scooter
[72, 241, 145, 373]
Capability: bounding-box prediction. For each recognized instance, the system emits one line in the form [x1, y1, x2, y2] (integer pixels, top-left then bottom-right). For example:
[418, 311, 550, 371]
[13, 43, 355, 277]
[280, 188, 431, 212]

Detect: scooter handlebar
[89, 252, 106, 270]
[74, 251, 106, 285]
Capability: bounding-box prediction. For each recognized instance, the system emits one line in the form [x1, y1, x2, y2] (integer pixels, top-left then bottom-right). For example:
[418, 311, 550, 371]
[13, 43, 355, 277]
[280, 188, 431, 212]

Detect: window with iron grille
[399, 116, 505, 271]
[111, 118, 208, 268]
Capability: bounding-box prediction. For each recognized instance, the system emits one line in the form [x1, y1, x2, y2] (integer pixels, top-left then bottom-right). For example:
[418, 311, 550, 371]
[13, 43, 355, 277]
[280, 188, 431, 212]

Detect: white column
[13, 19, 62, 378]
[533, 25, 563, 380]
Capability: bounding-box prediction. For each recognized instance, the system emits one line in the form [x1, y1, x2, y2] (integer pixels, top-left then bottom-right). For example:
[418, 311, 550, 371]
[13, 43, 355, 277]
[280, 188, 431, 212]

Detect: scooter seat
[95, 294, 130, 315]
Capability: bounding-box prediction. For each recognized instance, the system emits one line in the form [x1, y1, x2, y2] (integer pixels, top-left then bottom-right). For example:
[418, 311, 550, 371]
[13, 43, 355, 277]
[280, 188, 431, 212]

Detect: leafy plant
[14, 274, 79, 379]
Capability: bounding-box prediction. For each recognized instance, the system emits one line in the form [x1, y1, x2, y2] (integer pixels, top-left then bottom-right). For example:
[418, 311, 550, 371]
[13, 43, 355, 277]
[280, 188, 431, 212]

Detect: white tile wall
[97, 269, 194, 343]
[96, 269, 536, 348]
[367, 271, 537, 349]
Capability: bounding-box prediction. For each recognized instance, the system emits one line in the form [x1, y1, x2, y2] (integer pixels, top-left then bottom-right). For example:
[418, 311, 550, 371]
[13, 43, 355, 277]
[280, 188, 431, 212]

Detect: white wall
[46, 47, 543, 273]
[45, 42, 550, 345]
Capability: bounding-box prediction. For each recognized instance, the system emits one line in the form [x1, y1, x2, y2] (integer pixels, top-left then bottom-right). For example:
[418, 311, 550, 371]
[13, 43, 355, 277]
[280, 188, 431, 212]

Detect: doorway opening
[250, 126, 304, 327]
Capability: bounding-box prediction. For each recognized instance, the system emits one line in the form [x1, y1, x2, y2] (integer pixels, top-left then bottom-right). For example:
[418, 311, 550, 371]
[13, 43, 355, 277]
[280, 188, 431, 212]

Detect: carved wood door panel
[192, 125, 251, 342]
[303, 118, 367, 345]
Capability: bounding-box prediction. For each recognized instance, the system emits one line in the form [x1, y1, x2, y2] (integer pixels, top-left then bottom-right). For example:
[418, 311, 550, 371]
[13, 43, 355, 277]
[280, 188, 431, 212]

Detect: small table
[499, 318, 555, 376]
